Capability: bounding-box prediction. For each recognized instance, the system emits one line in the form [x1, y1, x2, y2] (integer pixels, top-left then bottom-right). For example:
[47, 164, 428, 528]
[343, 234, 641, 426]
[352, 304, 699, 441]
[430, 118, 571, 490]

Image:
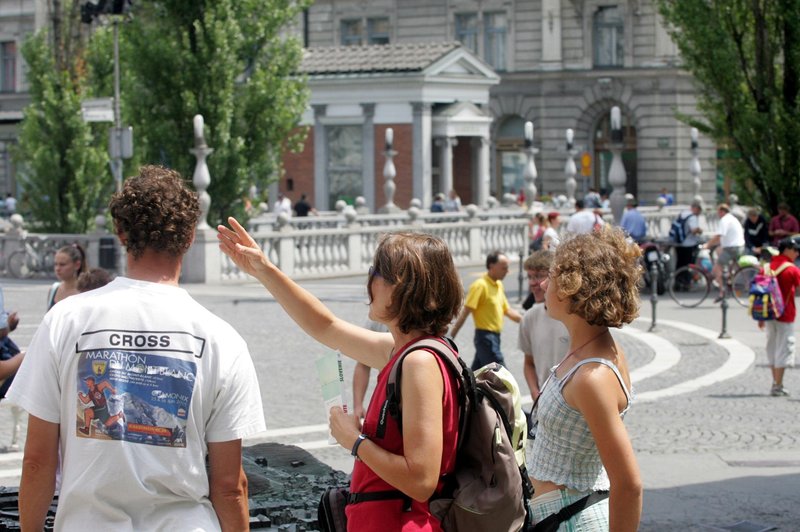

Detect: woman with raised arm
[218, 218, 463, 531]
[528, 226, 643, 531]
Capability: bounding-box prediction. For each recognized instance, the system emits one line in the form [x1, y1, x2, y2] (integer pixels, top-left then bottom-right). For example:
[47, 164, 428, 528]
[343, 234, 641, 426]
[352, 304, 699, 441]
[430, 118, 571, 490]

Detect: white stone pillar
[436, 136, 457, 198]
[476, 136, 491, 209]
[523, 121, 538, 212]
[690, 127, 702, 201]
[564, 128, 577, 207]
[379, 128, 401, 213]
[412, 102, 433, 208]
[608, 107, 627, 223]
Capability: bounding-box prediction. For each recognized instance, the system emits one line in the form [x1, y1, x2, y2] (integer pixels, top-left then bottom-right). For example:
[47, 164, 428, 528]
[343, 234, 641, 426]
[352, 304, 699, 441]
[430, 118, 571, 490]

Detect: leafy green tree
[14, 5, 112, 233]
[123, 0, 309, 225]
[658, 0, 800, 213]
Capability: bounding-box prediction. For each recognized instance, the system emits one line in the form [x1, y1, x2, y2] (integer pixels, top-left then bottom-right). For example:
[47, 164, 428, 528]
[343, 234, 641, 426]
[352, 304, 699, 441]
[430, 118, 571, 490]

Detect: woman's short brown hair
[109, 165, 200, 259]
[552, 226, 641, 327]
[368, 232, 463, 336]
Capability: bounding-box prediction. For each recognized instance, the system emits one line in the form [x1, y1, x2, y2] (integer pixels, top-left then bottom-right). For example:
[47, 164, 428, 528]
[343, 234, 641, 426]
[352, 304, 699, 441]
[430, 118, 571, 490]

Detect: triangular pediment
[424, 47, 500, 83]
[434, 101, 489, 119]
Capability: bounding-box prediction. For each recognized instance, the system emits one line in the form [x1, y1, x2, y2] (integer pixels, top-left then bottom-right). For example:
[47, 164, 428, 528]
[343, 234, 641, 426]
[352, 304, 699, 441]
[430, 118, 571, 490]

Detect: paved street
[0, 267, 798, 531]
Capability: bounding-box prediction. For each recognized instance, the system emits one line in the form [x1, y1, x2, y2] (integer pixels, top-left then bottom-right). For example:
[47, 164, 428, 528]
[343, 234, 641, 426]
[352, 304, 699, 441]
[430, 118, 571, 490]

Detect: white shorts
[766, 321, 796, 368]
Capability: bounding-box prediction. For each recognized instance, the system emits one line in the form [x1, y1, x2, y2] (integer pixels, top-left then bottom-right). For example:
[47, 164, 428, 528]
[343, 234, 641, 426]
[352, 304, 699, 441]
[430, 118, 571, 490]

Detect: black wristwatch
[351, 433, 368, 459]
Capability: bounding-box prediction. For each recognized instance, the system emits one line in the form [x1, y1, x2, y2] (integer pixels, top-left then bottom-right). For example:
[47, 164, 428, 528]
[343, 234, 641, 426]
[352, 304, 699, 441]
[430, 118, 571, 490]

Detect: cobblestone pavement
[0, 271, 798, 531]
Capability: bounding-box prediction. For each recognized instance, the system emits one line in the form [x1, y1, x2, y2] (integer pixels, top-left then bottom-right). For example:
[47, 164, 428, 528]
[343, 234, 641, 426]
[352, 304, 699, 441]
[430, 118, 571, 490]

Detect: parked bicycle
[7, 239, 56, 279]
[667, 245, 761, 308]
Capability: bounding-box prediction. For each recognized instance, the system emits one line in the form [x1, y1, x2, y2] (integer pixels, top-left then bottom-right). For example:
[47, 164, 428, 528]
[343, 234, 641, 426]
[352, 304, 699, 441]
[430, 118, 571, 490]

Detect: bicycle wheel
[730, 266, 758, 307]
[7, 250, 33, 279]
[668, 264, 710, 308]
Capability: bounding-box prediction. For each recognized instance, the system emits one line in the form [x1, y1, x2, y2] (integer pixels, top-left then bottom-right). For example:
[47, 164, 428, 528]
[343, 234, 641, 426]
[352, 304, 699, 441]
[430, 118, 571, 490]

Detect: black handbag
[318, 486, 349, 532]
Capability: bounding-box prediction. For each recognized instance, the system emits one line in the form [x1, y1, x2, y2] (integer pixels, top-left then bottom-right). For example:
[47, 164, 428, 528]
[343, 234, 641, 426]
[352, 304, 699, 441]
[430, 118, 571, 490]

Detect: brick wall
[282, 128, 315, 205]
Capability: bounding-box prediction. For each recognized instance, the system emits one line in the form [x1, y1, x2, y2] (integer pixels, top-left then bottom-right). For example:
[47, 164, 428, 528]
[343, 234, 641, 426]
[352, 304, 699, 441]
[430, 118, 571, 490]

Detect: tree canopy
[15, 0, 309, 231]
[658, 0, 800, 213]
[14, 2, 111, 233]
[122, 0, 310, 225]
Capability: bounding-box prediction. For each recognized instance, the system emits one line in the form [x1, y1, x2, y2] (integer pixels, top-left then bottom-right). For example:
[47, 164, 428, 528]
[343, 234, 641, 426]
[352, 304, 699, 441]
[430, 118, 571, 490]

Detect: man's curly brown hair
[552, 226, 642, 327]
[367, 232, 463, 336]
[109, 165, 200, 259]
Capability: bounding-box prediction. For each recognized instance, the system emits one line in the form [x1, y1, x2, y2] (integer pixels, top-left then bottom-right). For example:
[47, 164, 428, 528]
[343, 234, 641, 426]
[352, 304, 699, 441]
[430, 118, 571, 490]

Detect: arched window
[593, 6, 624, 68]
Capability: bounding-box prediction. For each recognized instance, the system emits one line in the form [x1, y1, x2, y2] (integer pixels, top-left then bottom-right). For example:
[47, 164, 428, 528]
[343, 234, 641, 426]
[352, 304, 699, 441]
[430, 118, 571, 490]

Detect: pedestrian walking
[450, 251, 522, 369]
[758, 237, 800, 397]
[8, 166, 265, 531]
[528, 226, 642, 531]
[218, 223, 464, 530]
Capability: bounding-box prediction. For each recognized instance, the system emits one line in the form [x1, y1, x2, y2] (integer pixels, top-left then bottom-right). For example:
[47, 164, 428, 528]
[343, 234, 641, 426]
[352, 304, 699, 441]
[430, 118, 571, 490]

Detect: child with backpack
[756, 237, 800, 397]
[528, 227, 642, 531]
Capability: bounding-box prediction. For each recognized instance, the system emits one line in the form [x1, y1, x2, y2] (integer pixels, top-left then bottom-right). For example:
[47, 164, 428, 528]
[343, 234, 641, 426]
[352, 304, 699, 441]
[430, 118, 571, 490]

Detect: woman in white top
[528, 226, 642, 531]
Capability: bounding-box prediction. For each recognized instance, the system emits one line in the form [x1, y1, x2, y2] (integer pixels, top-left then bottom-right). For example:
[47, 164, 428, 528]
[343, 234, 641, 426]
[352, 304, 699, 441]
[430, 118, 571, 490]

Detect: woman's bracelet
[351, 433, 368, 460]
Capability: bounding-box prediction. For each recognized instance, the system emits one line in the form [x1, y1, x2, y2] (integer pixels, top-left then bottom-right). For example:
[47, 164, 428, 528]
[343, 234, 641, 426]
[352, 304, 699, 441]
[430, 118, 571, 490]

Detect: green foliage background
[14, 0, 309, 231]
[123, 0, 309, 225]
[658, 0, 800, 214]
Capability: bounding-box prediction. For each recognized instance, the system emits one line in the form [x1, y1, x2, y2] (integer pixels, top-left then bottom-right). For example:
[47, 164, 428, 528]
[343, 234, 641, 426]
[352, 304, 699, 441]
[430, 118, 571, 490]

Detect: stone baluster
[380, 128, 401, 213]
[564, 128, 577, 208]
[191, 114, 213, 230]
[608, 106, 627, 223]
[523, 121, 538, 213]
[690, 127, 702, 201]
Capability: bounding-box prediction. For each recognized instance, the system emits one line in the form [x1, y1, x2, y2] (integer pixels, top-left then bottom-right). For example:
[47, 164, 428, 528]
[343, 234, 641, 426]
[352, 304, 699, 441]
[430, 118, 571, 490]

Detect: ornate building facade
[283, 0, 716, 211]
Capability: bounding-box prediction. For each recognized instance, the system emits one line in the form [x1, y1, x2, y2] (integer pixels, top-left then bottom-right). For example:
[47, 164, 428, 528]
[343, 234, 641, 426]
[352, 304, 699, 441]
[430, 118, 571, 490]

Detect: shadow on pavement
[642, 472, 799, 531]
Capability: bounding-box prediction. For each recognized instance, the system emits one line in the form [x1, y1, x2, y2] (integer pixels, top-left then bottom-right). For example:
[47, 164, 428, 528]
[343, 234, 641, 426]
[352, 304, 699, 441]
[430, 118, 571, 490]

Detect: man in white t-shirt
[518, 250, 569, 402]
[8, 166, 265, 531]
[566, 199, 603, 235]
[703, 203, 746, 302]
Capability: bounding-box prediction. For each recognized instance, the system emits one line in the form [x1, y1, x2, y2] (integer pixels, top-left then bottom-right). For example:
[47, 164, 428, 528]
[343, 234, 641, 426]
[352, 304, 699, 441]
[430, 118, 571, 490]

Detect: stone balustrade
[0, 204, 731, 282]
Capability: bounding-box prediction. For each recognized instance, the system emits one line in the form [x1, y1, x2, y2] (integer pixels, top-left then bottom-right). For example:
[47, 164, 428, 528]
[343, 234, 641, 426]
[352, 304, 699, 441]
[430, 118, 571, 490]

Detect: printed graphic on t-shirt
[75, 330, 205, 447]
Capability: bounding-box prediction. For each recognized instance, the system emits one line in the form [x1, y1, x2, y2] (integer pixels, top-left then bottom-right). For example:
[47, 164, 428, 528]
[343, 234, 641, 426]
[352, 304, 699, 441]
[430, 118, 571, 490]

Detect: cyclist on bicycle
[702, 203, 745, 302]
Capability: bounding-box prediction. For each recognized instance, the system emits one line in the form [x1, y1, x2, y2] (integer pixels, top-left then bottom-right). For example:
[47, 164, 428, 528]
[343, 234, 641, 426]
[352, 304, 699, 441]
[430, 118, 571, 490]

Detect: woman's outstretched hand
[217, 217, 271, 278]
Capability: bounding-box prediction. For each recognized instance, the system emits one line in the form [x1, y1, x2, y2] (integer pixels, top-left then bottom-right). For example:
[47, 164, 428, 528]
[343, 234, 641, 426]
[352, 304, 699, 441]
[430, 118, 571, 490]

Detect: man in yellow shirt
[450, 251, 522, 369]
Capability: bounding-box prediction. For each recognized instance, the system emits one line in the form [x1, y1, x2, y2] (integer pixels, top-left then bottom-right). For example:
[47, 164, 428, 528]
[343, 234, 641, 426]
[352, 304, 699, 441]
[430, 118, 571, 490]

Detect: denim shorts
[530, 489, 609, 531]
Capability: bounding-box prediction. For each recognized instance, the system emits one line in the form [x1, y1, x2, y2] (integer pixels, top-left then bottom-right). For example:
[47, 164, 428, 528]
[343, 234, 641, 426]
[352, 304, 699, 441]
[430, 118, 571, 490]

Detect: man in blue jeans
[450, 251, 522, 369]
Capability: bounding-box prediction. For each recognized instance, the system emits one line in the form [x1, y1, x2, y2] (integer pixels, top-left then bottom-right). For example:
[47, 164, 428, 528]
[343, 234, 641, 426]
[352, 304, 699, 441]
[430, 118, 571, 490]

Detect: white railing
[0, 203, 736, 282]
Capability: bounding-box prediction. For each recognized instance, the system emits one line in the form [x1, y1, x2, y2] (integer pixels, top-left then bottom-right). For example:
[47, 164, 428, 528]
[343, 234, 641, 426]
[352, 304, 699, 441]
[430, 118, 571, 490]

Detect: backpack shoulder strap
[773, 262, 793, 277]
[376, 337, 474, 442]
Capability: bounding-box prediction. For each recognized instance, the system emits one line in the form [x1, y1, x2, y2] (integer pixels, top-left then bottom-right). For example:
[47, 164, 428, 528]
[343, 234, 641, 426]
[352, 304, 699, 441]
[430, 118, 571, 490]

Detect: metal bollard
[719, 265, 731, 339]
[648, 260, 658, 332]
[518, 250, 525, 303]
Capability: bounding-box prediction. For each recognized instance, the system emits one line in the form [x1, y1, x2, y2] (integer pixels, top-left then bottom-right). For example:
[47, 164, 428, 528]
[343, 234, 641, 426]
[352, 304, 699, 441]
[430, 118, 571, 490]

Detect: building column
[473, 136, 490, 208]
[313, 104, 327, 210]
[361, 103, 375, 211]
[412, 102, 432, 208]
[435, 136, 457, 197]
